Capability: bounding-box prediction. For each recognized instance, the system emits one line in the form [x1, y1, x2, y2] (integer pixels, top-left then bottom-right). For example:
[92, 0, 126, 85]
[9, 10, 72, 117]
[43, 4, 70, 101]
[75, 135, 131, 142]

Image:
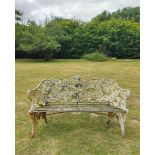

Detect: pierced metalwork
[28, 75, 130, 137]
[28, 75, 130, 112]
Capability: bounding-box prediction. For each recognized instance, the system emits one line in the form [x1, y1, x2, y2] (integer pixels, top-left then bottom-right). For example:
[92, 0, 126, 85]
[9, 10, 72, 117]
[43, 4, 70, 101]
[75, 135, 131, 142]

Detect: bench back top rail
[28, 75, 130, 112]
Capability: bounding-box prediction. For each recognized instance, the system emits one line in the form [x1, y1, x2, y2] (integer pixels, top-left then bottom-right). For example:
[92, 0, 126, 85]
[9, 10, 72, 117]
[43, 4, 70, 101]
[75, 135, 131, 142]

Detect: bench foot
[30, 112, 47, 138]
[30, 112, 38, 138]
[117, 112, 127, 137]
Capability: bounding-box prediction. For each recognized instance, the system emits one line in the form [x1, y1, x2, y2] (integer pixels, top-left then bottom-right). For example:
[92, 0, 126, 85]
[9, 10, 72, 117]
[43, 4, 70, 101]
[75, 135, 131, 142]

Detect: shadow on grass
[16, 113, 139, 155]
[35, 113, 120, 139]
[15, 59, 85, 63]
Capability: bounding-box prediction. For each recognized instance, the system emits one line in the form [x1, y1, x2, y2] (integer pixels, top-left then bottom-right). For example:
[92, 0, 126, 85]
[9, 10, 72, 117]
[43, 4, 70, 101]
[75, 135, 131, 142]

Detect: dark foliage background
[15, 7, 140, 59]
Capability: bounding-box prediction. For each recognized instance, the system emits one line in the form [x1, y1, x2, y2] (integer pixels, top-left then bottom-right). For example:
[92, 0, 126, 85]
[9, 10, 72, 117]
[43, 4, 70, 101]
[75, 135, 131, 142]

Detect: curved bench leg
[117, 112, 127, 137]
[30, 112, 37, 138]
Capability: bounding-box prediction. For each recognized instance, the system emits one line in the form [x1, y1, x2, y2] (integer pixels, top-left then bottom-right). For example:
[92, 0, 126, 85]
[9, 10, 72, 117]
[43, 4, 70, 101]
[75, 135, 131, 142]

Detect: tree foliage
[15, 6, 140, 60]
[112, 7, 140, 22]
[16, 21, 60, 60]
[98, 18, 140, 58]
[92, 7, 140, 23]
[15, 9, 22, 22]
[45, 17, 80, 58]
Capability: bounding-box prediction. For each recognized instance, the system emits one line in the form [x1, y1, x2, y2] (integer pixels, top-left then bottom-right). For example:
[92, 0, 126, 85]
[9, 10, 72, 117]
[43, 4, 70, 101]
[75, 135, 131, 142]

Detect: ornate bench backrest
[28, 75, 130, 112]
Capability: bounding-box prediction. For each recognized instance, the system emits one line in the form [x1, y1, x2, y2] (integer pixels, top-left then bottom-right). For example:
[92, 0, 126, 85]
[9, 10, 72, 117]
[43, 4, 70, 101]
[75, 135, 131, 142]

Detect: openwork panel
[28, 75, 130, 111]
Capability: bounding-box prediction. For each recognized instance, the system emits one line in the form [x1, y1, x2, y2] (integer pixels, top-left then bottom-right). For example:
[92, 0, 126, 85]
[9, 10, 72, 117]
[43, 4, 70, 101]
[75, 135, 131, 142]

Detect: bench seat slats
[33, 104, 124, 113]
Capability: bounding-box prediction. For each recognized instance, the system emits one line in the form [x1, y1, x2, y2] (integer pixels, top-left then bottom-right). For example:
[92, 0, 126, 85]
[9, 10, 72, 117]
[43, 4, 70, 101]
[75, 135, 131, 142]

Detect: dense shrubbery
[82, 52, 108, 62]
[15, 21, 61, 60]
[15, 7, 140, 60]
[98, 18, 140, 58]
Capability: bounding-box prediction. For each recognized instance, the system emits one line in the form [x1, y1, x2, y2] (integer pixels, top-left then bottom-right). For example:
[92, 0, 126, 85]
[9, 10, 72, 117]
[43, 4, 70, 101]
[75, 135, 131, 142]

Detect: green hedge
[82, 52, 108, 62]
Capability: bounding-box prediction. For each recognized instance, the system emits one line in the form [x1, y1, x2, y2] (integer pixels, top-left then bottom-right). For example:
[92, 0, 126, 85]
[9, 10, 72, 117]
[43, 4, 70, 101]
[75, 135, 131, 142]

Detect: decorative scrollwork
[28, 75, 130, 112]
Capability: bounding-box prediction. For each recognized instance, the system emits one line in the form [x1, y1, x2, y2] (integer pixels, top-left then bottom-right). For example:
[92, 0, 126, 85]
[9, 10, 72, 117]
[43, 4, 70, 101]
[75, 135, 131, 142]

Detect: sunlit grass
[16, 59, 139, 155]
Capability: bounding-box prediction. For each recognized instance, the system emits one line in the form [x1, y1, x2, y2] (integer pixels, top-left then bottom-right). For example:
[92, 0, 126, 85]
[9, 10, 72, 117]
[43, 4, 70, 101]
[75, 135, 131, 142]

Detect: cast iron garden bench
[28, 75, 130, 138]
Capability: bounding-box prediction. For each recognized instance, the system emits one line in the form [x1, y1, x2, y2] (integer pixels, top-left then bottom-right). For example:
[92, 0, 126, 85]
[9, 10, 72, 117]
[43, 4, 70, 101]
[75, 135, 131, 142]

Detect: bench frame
[28, 76, 129, 138]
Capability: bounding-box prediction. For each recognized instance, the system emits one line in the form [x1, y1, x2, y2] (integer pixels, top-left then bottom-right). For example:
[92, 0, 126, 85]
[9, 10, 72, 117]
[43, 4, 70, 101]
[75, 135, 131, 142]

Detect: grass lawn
[16, 59, 140, 155]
